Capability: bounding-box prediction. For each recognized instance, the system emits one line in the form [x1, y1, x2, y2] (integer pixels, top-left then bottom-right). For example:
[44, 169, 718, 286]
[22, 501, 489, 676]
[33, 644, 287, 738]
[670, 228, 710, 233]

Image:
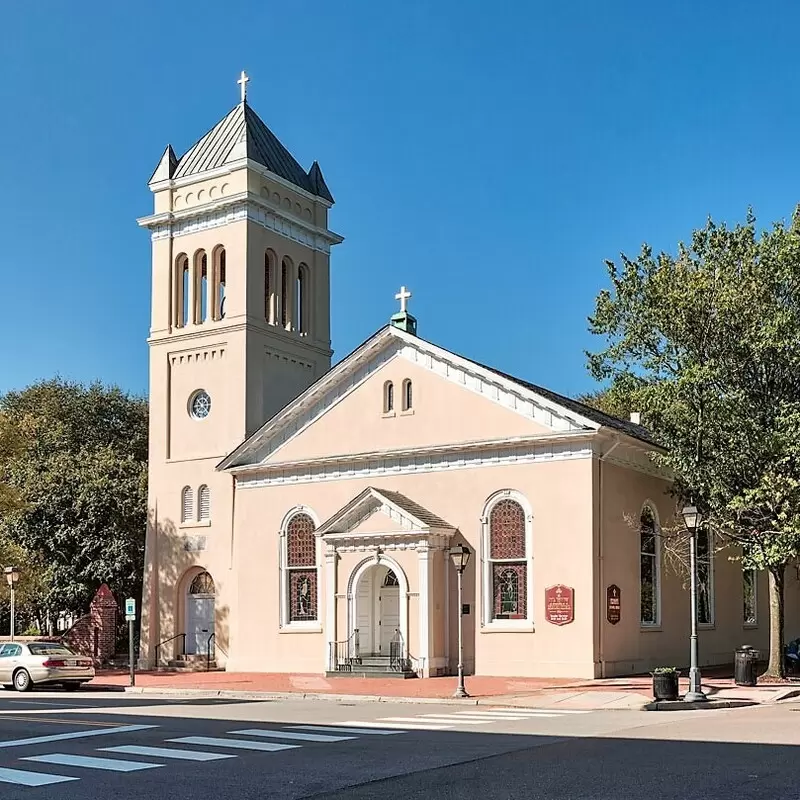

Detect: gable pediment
[220, 327, 602, 472]
[318, 487, 454, 540]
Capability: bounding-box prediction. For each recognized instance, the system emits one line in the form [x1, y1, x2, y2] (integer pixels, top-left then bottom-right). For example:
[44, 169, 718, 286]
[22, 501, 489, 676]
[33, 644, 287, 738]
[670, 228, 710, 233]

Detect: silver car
[0, 642, 95, 692]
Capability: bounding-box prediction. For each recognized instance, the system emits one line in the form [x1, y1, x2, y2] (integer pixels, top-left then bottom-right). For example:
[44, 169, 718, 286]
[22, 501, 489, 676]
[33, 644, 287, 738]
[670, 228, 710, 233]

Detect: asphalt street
[0, 688, 795, 799]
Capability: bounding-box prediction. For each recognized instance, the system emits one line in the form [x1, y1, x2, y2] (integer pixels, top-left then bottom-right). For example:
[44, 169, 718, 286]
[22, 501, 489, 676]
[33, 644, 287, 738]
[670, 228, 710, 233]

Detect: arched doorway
[355, 565, 400, 656]
[185, 570, 215, 655]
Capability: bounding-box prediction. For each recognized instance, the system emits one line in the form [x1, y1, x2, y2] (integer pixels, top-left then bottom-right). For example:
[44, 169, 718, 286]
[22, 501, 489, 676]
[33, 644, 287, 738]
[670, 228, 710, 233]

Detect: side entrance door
[379, 585, 400, 654]
[186, 596, 214, 655]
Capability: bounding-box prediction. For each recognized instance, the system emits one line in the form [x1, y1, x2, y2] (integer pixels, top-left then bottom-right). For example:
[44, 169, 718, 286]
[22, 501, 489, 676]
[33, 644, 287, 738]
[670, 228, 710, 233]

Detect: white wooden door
[356, 576, 373, 655]
[379, 586, 400, 653]
[187, 596, 214, 655]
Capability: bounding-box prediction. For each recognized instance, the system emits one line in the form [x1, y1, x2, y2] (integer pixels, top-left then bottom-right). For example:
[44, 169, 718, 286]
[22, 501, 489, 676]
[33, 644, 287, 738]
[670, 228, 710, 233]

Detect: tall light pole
[449, 544, 472, 699]
[4, 567, 20, 641]
[681, 506, 707, 702]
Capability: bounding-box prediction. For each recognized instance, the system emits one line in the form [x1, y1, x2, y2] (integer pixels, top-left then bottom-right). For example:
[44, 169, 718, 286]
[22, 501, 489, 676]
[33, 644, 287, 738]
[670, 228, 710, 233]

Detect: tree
[0, 379, 148, 618]
[577, 388, 634, 420]
[0, 412, 23, 517]
[587, 209, 800, 676]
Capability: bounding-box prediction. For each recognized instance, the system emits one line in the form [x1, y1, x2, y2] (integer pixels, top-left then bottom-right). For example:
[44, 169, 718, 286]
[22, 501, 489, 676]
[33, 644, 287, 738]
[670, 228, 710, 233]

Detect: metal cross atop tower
[395, 286, 412, 313]
[238, 70, 250, 103]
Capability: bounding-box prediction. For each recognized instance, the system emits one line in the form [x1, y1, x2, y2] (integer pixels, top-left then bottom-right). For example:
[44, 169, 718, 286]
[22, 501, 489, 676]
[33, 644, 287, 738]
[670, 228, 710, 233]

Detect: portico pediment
[318, 487, 455, 550]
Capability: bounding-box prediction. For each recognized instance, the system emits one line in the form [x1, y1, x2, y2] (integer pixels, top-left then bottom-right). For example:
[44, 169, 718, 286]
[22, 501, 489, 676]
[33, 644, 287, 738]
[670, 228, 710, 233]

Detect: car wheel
[13, 669, 32, 692]
[62, 682, 80, 692]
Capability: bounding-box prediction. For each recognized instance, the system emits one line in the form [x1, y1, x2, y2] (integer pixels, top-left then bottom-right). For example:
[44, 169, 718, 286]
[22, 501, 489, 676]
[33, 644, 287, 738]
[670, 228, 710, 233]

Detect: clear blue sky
[2, 1, 798, 400]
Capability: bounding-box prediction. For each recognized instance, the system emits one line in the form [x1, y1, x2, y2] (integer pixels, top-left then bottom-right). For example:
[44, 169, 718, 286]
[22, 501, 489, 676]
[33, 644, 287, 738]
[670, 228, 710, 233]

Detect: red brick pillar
[89, 585, 118, 664]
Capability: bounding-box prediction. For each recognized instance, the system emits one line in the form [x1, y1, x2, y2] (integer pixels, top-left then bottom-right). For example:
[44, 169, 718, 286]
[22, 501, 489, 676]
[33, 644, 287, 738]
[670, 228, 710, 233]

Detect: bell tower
[137, 73, 343, 666]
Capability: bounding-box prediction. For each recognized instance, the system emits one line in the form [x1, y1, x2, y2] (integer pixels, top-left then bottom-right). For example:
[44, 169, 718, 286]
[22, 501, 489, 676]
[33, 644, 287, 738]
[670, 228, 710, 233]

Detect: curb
[643, 699, 757, 711]
[117, 686, 645, 711]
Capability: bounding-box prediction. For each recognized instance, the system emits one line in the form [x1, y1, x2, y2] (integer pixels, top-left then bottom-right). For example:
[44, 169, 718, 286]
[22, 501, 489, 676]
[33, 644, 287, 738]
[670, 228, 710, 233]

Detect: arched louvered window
[402, 379, 413, 411]
[181, 486, 194, 523]
[383, 381, 394, 413]
[198, 485, 211, 521]
[281, 511, 318, 625]
[213, 246, 226, 320]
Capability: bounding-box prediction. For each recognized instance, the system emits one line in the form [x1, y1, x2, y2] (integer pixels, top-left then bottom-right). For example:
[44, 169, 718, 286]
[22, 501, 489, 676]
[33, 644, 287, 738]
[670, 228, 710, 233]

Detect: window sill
[482, 621, 535, 633]
[743, 623, 759, 630]
[640, 625, 662, 632]
[400, 409, 415, 416]
[698, 623, 716, 631]
[179, 520, 212, 530]
[280, 624, 323, 634]
[382, 411, 396, 419]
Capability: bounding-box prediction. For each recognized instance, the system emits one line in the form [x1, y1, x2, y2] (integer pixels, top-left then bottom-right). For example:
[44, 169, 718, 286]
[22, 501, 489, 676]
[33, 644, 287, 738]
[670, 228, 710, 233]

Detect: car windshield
[27, 644, 76, 656]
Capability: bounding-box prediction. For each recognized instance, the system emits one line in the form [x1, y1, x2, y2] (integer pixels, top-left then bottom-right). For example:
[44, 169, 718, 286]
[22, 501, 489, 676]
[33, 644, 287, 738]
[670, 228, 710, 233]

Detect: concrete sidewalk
[89, 669, 800, 711]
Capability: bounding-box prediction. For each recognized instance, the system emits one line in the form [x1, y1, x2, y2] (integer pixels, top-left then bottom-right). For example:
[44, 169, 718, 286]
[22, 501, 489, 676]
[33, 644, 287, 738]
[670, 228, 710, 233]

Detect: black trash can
[734, 645, 759, 686]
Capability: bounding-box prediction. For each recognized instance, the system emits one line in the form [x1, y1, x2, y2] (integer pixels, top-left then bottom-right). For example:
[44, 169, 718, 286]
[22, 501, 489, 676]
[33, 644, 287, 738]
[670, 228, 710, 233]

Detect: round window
[189, 390, 211, 419]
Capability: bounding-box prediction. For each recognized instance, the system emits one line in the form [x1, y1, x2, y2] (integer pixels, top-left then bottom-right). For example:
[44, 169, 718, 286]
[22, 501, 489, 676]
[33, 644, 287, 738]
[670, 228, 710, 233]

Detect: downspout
[597, 436, 621, 678]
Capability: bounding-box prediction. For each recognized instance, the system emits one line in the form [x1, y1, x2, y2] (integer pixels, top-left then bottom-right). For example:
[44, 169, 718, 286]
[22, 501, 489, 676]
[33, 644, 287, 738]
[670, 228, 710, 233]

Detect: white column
[325, 547, 337, 669]
[418, 544, 431, 677]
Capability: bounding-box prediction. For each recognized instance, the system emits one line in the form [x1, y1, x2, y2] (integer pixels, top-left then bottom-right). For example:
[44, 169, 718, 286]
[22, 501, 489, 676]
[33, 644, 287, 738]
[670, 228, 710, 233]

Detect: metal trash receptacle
[734, 645, 759, 686]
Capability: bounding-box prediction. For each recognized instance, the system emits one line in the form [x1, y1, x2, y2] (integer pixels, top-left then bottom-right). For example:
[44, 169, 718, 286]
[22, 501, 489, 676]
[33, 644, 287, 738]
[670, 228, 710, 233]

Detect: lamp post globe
[449, 544, 471, 698]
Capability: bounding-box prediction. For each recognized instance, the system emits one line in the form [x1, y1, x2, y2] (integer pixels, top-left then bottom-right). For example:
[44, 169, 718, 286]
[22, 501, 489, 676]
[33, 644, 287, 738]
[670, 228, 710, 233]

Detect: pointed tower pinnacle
[148, 145, 178, 185]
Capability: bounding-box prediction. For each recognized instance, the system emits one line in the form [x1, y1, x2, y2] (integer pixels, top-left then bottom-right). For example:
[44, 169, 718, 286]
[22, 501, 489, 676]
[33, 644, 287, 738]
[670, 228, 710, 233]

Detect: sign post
[125, 598, 136, 686]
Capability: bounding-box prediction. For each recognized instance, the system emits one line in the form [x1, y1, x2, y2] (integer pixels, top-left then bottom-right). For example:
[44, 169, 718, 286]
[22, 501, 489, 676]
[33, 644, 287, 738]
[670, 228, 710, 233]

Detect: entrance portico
[319, 487, 455, 677]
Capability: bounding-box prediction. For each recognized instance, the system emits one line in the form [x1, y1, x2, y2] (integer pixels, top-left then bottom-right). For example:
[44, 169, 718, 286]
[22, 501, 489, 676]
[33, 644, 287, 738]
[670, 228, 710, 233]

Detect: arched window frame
[192, 249, 208, 324]
[265, 250, 277, 325]
[639, 502, 662, 628]
[297, 263, 311, 336]
[279, 507, 321, 628]
[402, 379, 413, 411]
[280, 257, 294, 331]
[181, 486, 194, 523]
[211, 245, 226, 321]
[480, 491, 533, 628]
[175, 254, 189, 328]
[383, 381, 394, 414]
[198, 484, 211, 522]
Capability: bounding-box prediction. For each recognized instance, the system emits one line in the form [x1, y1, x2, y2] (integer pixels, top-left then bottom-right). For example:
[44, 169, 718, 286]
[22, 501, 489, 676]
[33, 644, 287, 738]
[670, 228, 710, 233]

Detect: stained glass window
[189, 571, 215, 595]
[190, 390, 211, 419]
[640, 507, 659, 625]
[488, 498, 528, 620]
[286, 513, 317, 622]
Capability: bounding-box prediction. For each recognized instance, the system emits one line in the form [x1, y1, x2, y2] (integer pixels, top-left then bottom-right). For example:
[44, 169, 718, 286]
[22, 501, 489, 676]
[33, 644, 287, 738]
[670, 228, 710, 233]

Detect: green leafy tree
[0, 380, 148, 618]
[587, 210, 800, 676]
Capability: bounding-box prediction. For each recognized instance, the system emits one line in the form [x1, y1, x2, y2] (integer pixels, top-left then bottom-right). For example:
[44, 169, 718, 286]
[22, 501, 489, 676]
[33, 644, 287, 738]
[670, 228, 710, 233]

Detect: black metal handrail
[153, 632, 185, 666]
[206, 632, 228, 670]
[389, 629, 411, 672]
[329, 629, 360, 672]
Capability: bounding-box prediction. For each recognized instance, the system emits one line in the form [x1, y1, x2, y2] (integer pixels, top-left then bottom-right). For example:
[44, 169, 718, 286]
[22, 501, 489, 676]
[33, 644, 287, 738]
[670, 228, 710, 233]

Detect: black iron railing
[329, 629, 360, 672]
[388, 629, 412, 672]
[206, 632, 228, 670]
[153, 632, 185, 666]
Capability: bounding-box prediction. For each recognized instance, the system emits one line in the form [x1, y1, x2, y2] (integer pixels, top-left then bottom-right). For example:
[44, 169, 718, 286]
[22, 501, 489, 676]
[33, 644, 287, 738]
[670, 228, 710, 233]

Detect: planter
[652, 671, 679, 701]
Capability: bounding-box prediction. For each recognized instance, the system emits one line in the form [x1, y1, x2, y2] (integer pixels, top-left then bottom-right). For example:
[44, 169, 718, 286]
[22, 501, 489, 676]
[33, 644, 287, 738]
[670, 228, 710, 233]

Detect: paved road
[0, 689, 795, 798]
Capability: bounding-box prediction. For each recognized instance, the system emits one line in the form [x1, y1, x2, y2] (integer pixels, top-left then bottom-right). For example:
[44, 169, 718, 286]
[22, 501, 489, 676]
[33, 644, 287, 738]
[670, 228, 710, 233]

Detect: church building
[137, 75, 771, 680]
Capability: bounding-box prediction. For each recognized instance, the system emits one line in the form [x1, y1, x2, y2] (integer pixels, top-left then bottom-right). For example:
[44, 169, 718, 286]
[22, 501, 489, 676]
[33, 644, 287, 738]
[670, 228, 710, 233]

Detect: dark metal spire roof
[172, 101, 333, 202]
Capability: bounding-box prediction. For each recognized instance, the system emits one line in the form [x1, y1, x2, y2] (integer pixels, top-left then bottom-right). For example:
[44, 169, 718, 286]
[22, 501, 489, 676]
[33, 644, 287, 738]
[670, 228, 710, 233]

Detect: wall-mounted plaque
[607, 584, 621, 625]
[545, 584, 574, 626]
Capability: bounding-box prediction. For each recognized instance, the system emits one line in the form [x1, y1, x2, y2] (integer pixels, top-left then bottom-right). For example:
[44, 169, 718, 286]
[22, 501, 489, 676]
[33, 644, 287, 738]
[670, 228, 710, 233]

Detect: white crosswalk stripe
[0, 766, 79, 786]
[290, 725, 404, 736]
[229, 729, 357, 743]
[167, 736, 300, 753]
[484, 708, 592, 715]
[342, 719, 452, 730]
[22, 753, 163, 772]
[102, 745, 236, 762]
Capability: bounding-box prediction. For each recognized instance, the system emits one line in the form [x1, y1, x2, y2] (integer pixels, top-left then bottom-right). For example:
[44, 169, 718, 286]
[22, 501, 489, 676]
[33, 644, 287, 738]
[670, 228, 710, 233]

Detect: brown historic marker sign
[544, 584, 574, 626]
[606, 584, 621, 625]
